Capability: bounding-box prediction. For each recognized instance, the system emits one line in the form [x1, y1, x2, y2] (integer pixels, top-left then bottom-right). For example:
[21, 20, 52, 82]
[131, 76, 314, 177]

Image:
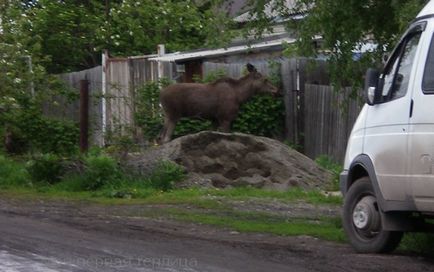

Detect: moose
[159, 63, 279, 143]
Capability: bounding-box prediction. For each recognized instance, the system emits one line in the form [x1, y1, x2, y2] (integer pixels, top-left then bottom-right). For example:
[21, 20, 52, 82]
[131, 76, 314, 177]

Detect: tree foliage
[11, 0, 233, 73]
[27, 0, 105, 73]
[0, 0, 79, 154]
[247, 0, 429, 90]
[105, 0, 234, 56]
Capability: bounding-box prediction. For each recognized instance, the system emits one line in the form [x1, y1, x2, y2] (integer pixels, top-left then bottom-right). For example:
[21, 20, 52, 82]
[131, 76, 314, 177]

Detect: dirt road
[0, 196, 433, 272]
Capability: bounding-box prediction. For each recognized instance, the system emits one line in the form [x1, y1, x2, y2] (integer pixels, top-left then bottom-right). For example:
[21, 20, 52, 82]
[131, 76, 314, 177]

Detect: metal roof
[148, 37, 295, 63]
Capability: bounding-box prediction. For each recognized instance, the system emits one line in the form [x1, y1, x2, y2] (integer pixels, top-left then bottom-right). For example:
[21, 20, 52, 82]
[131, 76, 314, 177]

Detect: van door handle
[410, 99, 414, 118]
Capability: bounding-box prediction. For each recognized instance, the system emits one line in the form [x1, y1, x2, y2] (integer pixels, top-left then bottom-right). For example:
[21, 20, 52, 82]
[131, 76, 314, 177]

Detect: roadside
[0, 191, 433, 271]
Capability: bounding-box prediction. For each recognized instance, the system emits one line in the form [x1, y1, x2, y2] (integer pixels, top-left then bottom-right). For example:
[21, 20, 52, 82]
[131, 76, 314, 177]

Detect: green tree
[26, 0, 105, 73]
[246, 0, 429, 90]
[102, 0, 234, 56]
[0, 0, 79, 154]
[22, 0, 233, 73]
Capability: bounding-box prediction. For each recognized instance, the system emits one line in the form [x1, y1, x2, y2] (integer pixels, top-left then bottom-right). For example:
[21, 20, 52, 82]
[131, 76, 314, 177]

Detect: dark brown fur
[159, 64, 278, 143]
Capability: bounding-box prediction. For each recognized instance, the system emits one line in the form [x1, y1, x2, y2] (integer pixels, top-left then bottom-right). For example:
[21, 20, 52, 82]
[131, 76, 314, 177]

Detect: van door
[409, 26, 434, 212]
[364, 26, 423, 202]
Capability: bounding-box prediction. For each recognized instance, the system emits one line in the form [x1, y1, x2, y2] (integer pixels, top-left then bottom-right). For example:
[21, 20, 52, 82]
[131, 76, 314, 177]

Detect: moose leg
[161, 117, 177, 143]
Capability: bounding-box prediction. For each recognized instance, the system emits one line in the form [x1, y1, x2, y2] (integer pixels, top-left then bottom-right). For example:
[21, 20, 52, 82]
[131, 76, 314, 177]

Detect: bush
[149, 160, 185, 191]
[3, 108, 79, 155]
[315, 155, 343, 190]
[233, 94, 285, 137]
[26, 153, 65, 184]
[173, 119, 213, 138]
[0, 155, 30, 188]
[82, 154, 121, 190]
[135, 78, 171, 141]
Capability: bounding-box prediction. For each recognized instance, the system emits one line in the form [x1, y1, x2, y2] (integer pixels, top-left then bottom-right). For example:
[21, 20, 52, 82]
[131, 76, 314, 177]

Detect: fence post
[101, 50, 108, 146]
[157, 44, 166, 80]
[80, 79, 89, 153]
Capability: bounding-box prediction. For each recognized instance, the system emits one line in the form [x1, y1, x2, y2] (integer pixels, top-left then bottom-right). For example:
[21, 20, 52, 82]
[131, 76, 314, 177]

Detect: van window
[382, 32, 421, 101]
[423, 34, 434, 94]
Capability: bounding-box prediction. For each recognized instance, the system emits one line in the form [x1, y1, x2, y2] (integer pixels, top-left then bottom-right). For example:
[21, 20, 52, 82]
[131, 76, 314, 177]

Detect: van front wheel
[342, 177, 403, 253]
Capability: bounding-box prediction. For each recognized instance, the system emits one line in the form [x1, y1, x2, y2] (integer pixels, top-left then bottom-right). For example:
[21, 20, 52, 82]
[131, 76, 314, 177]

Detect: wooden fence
[54, 55, 172, 145]
[47, 66, 103, 146]
[303, 84, 362, 161]
[56, 56, 362, 162]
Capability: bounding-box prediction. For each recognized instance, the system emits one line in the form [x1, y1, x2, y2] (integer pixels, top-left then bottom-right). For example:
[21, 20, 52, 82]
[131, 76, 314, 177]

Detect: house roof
[148, 37, 295, 63]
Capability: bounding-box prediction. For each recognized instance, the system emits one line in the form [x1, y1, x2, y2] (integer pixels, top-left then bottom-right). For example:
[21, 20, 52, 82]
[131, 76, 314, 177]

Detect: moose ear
[246, 63, 257, 73]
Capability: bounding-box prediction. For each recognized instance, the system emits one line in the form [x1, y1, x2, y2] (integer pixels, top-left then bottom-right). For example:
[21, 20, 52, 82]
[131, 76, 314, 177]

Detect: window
[423, 34, 434, 94]
[381, 32, 422, 102]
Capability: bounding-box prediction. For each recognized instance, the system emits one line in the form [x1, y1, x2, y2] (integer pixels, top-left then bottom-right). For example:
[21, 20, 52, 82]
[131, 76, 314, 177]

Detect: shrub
[82, 154, 121, 190]
[233, 94, 285, 137]
[173, 119, 213, 138]
[149, 160, 185, 191]
[135, 78, 171, 141]
[26, 153, 65, 184]
[0, 155, 30, 188]
[3, 108, 79, 155]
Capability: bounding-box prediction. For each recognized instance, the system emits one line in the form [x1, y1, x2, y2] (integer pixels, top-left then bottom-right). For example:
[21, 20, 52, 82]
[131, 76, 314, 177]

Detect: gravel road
[0, 196, 433, 272]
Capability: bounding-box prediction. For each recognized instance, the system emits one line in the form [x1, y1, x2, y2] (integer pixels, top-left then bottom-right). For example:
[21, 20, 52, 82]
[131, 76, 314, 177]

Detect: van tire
[343, 177, 403, 253]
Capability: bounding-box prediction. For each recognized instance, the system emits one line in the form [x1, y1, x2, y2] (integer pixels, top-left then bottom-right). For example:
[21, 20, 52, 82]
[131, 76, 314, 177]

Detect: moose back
[159, 64, 279, 143]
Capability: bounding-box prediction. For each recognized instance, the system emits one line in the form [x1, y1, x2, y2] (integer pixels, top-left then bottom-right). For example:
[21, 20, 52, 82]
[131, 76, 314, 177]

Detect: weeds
[315, 155, 343, 191]
[0, 155, 30, 188]
[26, 153, 65, 184]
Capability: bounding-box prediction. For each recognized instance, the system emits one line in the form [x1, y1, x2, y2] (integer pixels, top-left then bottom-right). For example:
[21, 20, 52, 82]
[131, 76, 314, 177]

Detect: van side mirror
[364, 68, 381, 105]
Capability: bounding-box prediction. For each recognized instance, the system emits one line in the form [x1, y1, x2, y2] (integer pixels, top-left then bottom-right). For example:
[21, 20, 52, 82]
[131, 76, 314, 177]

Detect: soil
[0, 194, 433, 272]
[126, 131, 332, 190]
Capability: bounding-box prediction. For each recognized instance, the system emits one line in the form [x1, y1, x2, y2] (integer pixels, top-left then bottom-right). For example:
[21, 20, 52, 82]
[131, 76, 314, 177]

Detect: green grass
[167, 208, 345, 242]
[315, 155, 343, 191]
[207, 187, 342, 205]
[0, 155, 30, 188]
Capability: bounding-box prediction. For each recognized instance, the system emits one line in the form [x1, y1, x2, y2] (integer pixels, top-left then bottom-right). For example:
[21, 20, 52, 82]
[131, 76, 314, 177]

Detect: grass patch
[206, 187, 342, 205]
[399, 232, 434, 257]
[0, 155, 31, 188]
[167, 208, 345, 242]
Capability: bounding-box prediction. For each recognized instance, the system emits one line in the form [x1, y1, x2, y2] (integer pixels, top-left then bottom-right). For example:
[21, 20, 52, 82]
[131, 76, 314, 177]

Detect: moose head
[246, 63, 280, 96]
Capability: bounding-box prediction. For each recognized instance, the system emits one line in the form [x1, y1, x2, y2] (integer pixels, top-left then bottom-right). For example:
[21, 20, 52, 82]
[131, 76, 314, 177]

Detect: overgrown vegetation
[315, 155, 343, 191]
[0, 155, 30, 188]
[0, 154, 185, 197]
[5, 109, 79, 155]
[134, 78, 171, 141]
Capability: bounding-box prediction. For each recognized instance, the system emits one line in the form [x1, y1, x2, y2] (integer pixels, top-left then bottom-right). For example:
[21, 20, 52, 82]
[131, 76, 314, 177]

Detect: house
[149, 0, 302, 82]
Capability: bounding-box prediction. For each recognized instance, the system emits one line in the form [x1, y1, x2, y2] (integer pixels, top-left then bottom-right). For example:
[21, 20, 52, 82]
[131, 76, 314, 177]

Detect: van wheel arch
[347, 164, 370, 190]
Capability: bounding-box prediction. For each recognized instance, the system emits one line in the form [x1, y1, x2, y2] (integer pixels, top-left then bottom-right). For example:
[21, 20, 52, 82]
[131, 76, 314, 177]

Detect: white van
[341, 1, 434, 253]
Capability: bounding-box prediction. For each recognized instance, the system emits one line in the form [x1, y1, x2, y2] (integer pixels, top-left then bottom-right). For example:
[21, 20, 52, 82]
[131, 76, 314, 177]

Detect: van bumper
[339, 170, 349, 196]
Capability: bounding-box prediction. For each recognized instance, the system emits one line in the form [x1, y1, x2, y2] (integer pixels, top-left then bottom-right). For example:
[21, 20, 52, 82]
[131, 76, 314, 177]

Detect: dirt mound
[126, 131, 332, 190]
